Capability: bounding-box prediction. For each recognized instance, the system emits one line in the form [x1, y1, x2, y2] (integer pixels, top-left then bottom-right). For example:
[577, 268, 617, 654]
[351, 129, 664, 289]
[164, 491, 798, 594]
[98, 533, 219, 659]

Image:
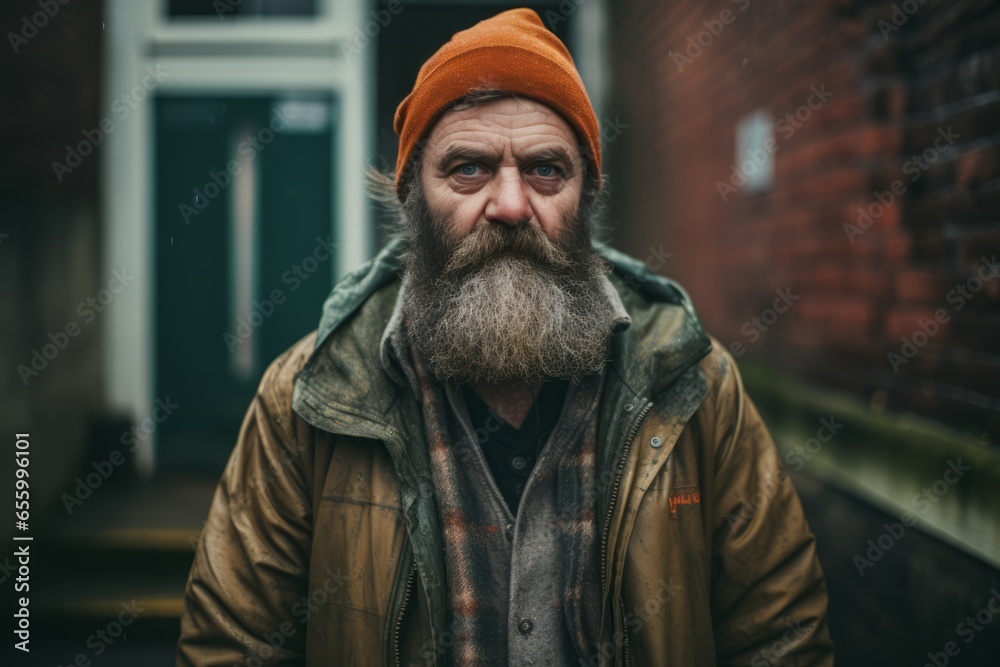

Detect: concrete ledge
[738, 360, 1000, 568]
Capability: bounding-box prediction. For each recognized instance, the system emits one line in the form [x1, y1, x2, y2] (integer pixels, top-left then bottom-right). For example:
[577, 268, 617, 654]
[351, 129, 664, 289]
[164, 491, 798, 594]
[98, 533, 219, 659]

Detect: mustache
[441, 222, 575, 276]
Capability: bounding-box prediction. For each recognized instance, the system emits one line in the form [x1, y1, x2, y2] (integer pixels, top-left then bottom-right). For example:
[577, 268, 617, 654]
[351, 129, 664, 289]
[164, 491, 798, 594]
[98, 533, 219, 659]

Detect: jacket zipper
[601, 399, 653, 665]
[618, 596, 631, 667]
[393, 559, 418, 667]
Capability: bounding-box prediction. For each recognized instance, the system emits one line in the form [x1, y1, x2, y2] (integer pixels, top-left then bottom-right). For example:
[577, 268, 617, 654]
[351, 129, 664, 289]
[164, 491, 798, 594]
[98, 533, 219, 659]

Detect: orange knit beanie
[392, 8, 601, 199]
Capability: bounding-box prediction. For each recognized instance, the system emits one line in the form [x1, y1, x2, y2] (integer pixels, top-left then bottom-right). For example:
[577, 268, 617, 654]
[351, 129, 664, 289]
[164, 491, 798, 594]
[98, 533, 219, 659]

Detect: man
[178, 8, 833, 666]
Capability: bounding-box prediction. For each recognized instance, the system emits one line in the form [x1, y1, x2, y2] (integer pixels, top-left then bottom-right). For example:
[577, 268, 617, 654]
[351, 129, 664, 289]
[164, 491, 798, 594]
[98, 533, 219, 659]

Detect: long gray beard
[399, 194, 622, 385]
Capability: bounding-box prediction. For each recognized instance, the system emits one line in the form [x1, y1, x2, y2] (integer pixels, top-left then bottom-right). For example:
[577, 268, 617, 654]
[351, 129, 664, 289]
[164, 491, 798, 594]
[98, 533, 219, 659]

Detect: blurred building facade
[1, 0, 998, 665]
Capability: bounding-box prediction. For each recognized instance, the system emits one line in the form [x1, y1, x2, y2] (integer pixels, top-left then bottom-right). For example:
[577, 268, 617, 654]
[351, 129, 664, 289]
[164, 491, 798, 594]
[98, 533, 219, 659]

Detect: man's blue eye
[459, 164, 478, 176]
[536, 164, 555, 177]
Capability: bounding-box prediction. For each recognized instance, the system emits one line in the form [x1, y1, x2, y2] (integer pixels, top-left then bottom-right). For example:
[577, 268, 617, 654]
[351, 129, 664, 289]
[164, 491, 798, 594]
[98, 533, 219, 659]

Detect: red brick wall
[609, 0, 1000, 436]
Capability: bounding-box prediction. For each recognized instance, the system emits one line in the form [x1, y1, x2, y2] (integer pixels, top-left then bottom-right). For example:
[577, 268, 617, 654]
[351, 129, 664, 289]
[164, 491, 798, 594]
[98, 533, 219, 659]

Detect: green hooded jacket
[178, 237, 834, 666]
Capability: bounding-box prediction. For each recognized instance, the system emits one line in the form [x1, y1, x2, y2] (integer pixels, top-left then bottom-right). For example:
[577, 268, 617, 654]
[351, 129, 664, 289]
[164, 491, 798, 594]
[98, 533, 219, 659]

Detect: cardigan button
[517, 618, 533, 635]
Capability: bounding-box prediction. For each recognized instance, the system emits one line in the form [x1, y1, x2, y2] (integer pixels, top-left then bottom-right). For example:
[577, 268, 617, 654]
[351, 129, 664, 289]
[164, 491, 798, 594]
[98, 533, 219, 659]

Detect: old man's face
[400, 96, 619, 385]
[418, 96, 586, 240]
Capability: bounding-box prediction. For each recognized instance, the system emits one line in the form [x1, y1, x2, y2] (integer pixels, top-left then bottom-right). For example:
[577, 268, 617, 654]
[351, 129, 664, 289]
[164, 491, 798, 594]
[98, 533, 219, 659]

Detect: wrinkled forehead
[422, 97, 583, 164]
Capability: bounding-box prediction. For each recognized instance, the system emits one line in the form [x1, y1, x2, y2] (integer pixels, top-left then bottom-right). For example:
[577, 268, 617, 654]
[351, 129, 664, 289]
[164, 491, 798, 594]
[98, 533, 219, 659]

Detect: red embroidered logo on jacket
[669, 491, 700, 514]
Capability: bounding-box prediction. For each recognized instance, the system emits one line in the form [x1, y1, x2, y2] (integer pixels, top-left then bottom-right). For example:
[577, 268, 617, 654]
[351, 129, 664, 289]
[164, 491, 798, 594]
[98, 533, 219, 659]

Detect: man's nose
[485, 168, 533, 226]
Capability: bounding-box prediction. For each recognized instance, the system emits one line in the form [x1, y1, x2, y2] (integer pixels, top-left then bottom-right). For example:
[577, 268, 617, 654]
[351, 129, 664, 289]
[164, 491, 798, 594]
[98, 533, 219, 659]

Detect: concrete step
[18, 477, 218, 664]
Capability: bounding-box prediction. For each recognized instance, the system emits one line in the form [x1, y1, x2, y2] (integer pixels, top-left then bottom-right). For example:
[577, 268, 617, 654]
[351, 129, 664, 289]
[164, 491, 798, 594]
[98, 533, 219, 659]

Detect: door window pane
[167, 0, 319, 20]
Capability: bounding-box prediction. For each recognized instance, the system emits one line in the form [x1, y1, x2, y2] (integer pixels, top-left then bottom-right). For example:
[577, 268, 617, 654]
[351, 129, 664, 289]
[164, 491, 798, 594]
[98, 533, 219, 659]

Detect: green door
[154, 93, 337, 472]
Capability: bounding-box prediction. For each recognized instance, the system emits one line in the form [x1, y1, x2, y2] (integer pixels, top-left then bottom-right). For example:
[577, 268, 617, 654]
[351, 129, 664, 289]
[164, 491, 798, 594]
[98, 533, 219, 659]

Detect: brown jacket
[177, 239, 834, 666]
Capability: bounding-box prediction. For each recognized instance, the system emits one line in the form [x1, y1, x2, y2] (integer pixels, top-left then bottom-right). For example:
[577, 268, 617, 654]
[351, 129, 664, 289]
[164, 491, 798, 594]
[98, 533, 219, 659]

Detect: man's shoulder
[257, 273, 398, 393]
[697, 336, 742, 396]
[255, 331, 319, 419]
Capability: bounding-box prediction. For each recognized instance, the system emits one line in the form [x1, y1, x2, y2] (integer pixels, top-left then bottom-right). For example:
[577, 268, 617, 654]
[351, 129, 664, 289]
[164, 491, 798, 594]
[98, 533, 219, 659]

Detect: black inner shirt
[462, 379, 570, 515]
